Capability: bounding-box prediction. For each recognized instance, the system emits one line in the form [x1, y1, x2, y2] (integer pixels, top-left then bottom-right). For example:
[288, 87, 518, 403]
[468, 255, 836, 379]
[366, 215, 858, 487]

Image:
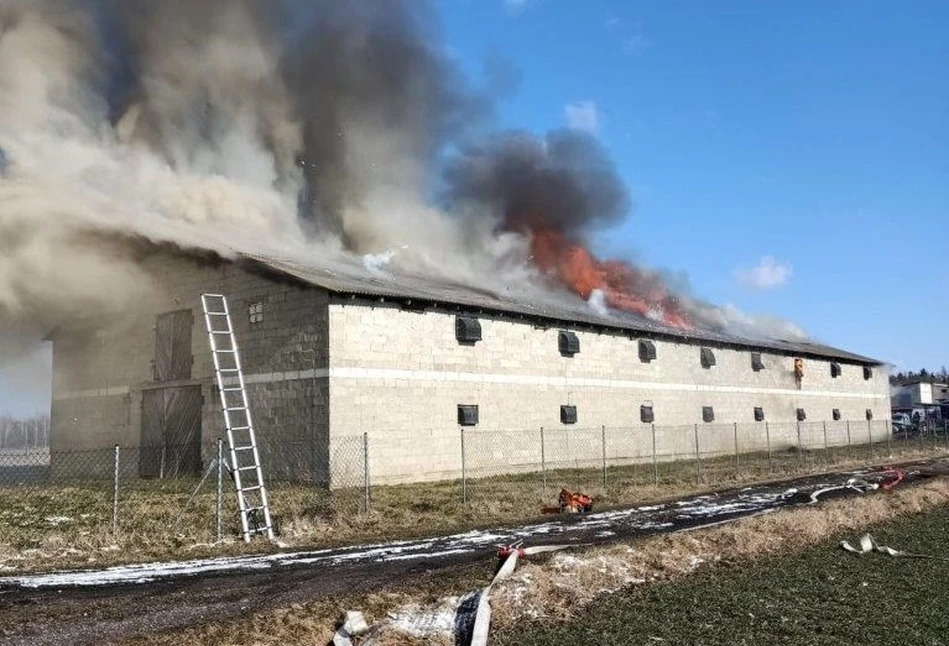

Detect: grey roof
[240, 251, 883, 365]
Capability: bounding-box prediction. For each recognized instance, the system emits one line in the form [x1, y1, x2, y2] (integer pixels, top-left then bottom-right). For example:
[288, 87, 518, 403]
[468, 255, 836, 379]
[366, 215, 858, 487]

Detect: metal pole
[945, 420, 948, 450]
[733, 422, 740, 477]
[363, 432, 370, 513]
[112, 445, 120, 536]
[885, 419, 891, 457]
[693, 424, 701, 485]
[460, 427, 467, 505]
[764, 421, 773, 474]
[216, 438, 223, 542]
[846, 420, 853, 460]
[867, 419, 874, 460]
[796, 422, 804, 469]
[822, 421, 829, 464]
[600, 425, 607, 489]
[651, 423, 658, 486]
[540, 427, 547, 499]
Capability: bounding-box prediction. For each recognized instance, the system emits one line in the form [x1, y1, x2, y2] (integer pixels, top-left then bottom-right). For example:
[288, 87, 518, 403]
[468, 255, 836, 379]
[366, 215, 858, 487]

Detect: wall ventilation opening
[700, 347, 716, 369]
[702, 406, 715, 423]
[832, 408, 841, 421]
[863, 366, 873, 380]
[751, 352, 765, 372]
[457, 405, 479, 426]
[559, 331, 580, 357]
[639, 340, 657, 363]
[640, 404, 654, 423]
[797, 408, 807, 422]
[455, 316, 482, 344]
[560, 405, 578, 425]
[248, 302, 264, 324]
[754, 407, 765, 422]
[830, 362, 842, 378]
[866, 409, 873, 421]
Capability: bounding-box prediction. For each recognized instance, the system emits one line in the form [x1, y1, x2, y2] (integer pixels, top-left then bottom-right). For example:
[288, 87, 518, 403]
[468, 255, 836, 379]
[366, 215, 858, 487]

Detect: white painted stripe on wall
[55, 367, 887, 401]
[54, 386, 130, 401]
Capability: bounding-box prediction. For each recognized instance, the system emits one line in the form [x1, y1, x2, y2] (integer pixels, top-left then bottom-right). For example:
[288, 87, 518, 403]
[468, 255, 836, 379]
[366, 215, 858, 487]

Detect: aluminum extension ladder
[200, 294, 275, 542]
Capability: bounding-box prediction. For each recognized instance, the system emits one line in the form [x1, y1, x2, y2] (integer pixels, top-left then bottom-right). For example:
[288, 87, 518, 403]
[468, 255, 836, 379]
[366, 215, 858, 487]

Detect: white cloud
[734, 256, 794, 290]
[564, 100, 600, 135]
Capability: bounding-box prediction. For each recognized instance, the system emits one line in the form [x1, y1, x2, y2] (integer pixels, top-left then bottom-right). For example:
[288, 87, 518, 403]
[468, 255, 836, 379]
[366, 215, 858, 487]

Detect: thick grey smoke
[444, 129, 630, 237]
[0, 0, 806, 393]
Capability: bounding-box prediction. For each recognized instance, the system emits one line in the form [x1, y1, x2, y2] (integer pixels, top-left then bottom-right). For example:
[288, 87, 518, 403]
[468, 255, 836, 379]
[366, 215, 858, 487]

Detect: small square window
[866, 409, 873, 421]
[559, 331, 580, 357]
[640, 404, 654, 423]
[248, 302, 264, 324]
[561, 405, 578, 425]
[751, 352, 765, 372]
[456, 317, 482, 344]
[754, 407, 765, 422]
[702, 406, 715, 423]
[863, 366, 873, 380]
[700, 347, 716, 369]
[639, 340, 657, 363]
[830, 362, 842, 378]
[458, 405, 479, 426]
[796, 408, 807, 422]
[832, 408, 841, 421]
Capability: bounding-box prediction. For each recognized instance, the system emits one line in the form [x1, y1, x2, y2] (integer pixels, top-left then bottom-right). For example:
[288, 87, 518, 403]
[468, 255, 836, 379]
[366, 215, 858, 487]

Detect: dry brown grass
[115, 475, 949, 646]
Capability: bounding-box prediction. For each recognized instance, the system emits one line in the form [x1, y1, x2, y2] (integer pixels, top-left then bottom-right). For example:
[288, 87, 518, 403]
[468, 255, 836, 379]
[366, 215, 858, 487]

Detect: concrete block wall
[327, 301, 890, 484]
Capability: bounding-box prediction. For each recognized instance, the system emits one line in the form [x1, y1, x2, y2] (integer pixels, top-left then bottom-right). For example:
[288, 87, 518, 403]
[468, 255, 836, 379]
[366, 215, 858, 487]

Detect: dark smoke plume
[444, 129, 631, 237]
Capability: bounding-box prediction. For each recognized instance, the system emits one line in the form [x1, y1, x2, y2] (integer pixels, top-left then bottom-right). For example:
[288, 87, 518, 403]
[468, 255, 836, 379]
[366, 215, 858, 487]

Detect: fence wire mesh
[2, 419, 947, 559]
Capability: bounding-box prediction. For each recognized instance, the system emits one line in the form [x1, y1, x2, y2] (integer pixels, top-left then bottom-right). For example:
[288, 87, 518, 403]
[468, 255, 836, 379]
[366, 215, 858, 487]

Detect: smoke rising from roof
[0, 0, 807, 378]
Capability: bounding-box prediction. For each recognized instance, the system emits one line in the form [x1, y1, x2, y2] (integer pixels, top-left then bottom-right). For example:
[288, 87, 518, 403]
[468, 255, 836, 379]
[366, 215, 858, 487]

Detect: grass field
[495, 500, 949, 645]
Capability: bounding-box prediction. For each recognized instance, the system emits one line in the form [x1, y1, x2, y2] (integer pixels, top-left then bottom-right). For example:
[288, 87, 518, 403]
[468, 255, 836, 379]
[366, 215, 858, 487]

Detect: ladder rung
[240, 485, 263, 493]
[211, 331, 233, 335]
[225, 406, 247, 412]
[215, 349, 237, 354]
[229, 425, 251, 431]
[235, 465, 258, 472]
[221, 387, 243, 392]
[206, 311, 228, 316]
[234, 445, 256, 452]
[218, 368, 240, 373]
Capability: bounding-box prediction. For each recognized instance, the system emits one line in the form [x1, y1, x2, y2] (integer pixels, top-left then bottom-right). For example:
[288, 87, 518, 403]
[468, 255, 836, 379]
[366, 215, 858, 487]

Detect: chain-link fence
[2, 420, 947, 560]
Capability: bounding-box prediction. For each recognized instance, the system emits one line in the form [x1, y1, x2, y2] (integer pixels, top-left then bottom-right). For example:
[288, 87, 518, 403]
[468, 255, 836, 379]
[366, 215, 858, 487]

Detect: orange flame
[531, 229, 692, 330]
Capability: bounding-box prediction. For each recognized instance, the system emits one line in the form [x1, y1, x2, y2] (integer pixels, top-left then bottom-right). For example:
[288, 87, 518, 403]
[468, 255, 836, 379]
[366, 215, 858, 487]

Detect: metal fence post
[885, 420, 891, 457]
[945, 420, 948, 450]
[363, 432, 371, 513]
[216, 438, 223, 542]
[867, 419, 874, 460]
[540, 426, 547, 499]
[846, 420, 853, 460]
[693, 424, 701, 485]
[796, 422, 804, 469]
[112, 444, 120, 536]
[600, 425, 607, 489]
[733, 422, 740, 477]
[651, 423, 658, 486]
[460, 427, 468, 505]
[765, 421, 773, 474]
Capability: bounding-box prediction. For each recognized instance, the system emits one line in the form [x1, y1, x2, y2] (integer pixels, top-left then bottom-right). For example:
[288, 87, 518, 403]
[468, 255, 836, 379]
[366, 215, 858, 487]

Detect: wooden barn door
[154, 309, 193, 382]
[140, 387, 203, 477]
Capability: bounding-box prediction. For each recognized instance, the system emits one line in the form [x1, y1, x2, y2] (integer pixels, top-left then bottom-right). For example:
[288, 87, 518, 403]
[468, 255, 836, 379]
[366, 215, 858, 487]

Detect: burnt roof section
[237, 251, 882, 365]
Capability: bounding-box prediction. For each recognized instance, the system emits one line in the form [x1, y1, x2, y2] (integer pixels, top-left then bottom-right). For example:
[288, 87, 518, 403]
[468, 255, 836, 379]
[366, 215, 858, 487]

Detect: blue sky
[0, 0, 946, 416]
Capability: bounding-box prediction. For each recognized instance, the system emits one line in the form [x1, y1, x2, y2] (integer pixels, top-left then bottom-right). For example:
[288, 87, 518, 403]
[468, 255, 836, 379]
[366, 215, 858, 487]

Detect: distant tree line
[890, 367, 949, 386]
[0, 413, 50, 450]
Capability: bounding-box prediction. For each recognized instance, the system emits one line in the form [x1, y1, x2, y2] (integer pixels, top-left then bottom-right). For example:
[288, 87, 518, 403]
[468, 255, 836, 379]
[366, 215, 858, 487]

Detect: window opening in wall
[797, 408, 807, 421]
[640, 404, 654, 423]
[559, 331, 580, 357]
[866, 409, 873, 421]
[754, 407, 765, 422]
[248, 302, 264, 324]
[639, 340, 657, 363]
[561, 405, 578, 425]
[702, 406, 715, 423]
[832, 408, 841, 421]
[751, 352, 765, 372]
[455, 316, 482, 344]
[700, 347, 716, 369]
[794, 358, 804, 384]
[458, 404, 479, 426]
[830, 362, 842, 378]
[863, 366, 873, 380]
